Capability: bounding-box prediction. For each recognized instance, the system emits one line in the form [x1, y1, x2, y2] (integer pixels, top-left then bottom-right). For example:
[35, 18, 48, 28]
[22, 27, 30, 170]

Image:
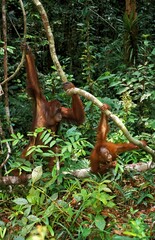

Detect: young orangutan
[21, 45, 85, 169]
[90, 104, 146, 174]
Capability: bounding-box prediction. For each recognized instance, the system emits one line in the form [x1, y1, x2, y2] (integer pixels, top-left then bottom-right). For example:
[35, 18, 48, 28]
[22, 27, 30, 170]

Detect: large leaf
[13, 198, 28, 205]
[32, 166, 43, 184]
[95, 214, 106, 231]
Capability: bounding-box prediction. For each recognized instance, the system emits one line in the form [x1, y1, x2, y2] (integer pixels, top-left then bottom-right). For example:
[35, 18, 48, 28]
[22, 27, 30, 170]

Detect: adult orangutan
[21, 45, 85, 169]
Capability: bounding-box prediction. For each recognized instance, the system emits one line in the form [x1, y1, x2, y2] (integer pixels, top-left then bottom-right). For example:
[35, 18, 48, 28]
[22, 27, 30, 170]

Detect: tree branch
[66, 87, 155, 160]
[32, 0, 67, 83]
[1, 50, 25, 86]
[0, 174, 32, 185]
[63, 160, 155, 178]
[1, 0, 26, 86]
[1, 159, 154, 185]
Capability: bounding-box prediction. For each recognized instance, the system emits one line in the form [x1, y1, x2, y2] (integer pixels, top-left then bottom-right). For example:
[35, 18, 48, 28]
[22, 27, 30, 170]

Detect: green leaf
[132, 71, 141, 77]
[11, 133, 17, 139]
[26, 146, 35, 156]
[49, 140, 56, 147]
[101, 187, 112, 193]
[109, 81, 120, 87]
[42, 152, 54, 157]
[146, 193, 154, 199]
[40, 129, 47, 139]
[27, 215, 40, 222]
[12, 139, 19, 146]
[7, 46, 15, 54]
[42, 132, 51, 143]
[61, 146, 67, 154]
[95, 215, 106, 231]
[106, 201, 116, 208]
[140, 93, 151, 101]
[13, 198, 28, 205]
[21, 223, 35, 236]
[21, 166, 31, 172]
[12, 236, 24, 240]
[66, 126, 78, 136]
[0, 221, 5, 227]
[24, 205, 31, 217]
[32, 166, 43, 184]
[51, 192, 58, 201]
[123, 231, 137, 237]
[97, 74, 115, 81]
[44, 205, 55, 218]
[0, 48, 4, 55]
[69, 136, 75, 144]
[1, 139, 13, 143]
[117, 87, 129, 94]
[67, 144, 72, 152]
[99, 195, 107, 205]
[73, 142, 77, 148]
[151, 48, 155, 55]
[57, 200, 68, 208]
[47, 225, 54, 236]
[35, 147, 43, 153]
[44, 136, 53, 145]
[98, 184, 112, 193]
[112, 236, 135, 240]
[27, 188, 40, 204]
[81, 227, 91, 237]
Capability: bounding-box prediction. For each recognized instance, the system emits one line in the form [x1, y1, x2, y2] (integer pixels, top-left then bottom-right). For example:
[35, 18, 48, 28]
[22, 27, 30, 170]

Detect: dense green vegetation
[0, 0, 155, 239]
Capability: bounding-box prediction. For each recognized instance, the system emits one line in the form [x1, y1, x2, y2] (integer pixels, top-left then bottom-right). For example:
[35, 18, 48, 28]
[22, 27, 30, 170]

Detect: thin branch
[0, 84, 4, 96]
[0, 0, 27, 169]
[32, 0, 67, 83]
[2, 0, 14, 134]
[19, 0, 27, 37]
[0, 118, 11, 169]
[66, 87, 155, 160]
[1, 0, 27, 86]
[89, 9, 117, 32]
[77, 1, 117, 33]
[0, 142, 11, 169]
[1, 51, 25, 85]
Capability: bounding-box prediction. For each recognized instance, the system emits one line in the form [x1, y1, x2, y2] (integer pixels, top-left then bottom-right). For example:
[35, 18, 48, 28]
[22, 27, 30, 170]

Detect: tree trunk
[124, 0, 138, 66]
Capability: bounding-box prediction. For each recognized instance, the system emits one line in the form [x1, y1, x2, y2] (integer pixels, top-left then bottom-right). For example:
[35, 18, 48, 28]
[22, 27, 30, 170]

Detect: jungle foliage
[0, 0, 155, 239]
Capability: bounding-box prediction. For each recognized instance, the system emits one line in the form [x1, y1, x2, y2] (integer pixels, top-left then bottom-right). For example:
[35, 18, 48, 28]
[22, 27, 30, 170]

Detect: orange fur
[90, 104, 146, 174]
[22, 46, 85, 169]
